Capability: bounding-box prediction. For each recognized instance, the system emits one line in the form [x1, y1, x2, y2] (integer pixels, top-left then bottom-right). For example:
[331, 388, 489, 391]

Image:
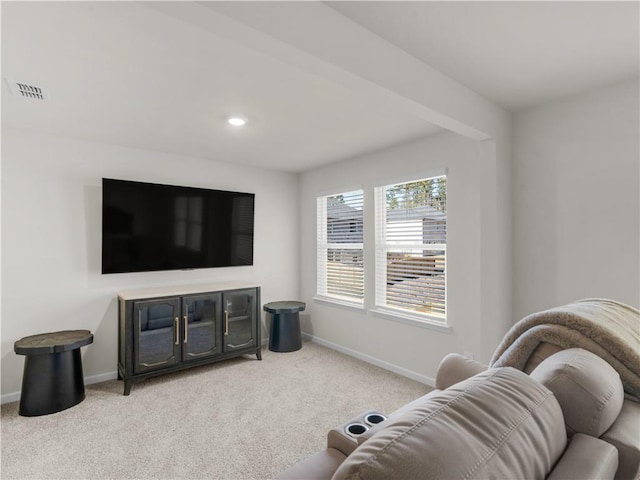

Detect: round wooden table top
[14, 330, 94, 355]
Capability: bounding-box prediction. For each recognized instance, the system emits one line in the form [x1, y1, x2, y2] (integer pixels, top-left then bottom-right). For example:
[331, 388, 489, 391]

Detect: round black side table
[14, 330, 93, 416]
[264, 301, 306, 352]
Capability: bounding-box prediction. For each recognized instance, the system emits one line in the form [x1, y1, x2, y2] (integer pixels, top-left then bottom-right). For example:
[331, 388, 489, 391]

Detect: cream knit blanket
[490, 299, 640, 398]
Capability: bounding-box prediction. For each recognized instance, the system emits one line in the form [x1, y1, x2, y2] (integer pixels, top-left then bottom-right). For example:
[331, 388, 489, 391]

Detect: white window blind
[375, 176, 447, 320]
[317, 190, 364, 304]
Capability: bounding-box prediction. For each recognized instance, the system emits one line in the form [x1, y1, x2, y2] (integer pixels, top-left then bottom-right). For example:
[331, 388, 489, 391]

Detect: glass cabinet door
[133, 298, 180, 373]
[182, 293, 221, 361]
[223, 289, 257, 352]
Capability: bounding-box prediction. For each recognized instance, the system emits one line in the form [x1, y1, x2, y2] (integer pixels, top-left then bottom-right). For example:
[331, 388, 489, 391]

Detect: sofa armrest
[435, 353, 488, 389]
[273, 448, 346, 480]
[547, 433, 618, 480]
[327, 409, 384, 456]
[601, 398, 640, 480]
[327, 428, 359, 457]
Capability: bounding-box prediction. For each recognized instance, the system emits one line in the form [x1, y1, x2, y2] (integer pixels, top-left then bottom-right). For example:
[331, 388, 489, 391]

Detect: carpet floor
[1, 341, 430, 479]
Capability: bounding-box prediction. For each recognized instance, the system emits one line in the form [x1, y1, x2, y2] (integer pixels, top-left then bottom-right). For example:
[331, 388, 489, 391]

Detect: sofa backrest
[332, 367, 566, 480]
[530, 347, 624, 437]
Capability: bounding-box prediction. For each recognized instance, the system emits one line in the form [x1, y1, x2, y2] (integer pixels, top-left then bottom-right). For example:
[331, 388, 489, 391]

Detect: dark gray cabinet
[223, 290, 258, 352]
[133, 297, 181, 373]
[182, 293, 222, 362]
[118, 283, 261, 395]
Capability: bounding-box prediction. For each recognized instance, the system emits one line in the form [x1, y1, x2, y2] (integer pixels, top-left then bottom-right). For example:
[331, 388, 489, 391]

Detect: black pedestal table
[264, 301, 306, 352]
[14, 330, 93, 416]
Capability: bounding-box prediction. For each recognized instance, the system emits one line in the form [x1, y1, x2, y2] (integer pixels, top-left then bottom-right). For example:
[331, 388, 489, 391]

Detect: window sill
[370, 308, 452, 334]
[313, 296, 365, 312]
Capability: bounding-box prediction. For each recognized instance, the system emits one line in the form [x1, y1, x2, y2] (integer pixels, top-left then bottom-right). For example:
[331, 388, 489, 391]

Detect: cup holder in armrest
[364, 413, 387, 426]
[328, 411, 388, 456]
[345, 423, 369, 438]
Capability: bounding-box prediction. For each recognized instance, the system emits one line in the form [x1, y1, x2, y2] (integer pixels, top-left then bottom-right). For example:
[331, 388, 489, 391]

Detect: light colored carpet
[1, 341, 430, 479]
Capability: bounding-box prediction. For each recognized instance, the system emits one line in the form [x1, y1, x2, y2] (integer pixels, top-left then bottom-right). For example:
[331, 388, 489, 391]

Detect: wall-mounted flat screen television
[102, 178, 255, 274]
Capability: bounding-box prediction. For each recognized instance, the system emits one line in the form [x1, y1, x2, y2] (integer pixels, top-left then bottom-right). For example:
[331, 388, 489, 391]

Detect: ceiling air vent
[6, 79, 49, 101]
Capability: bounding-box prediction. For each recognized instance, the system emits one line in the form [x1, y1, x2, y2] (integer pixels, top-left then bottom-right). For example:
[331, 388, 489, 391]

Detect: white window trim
[316, 185, 365, 198]
[313, 295, 365, 311]
[372, 168, 447, 190]
[316, 189, 365, 306]
[370, 307, 452, 333]
[374, 175, 448, 323]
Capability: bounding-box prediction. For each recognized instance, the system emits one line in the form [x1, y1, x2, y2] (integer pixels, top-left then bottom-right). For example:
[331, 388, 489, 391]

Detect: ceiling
[2, 2, 638, 173]
[329, 1, 640, 112]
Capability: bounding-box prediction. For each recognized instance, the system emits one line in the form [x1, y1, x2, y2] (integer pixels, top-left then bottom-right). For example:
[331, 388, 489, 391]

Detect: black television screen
[102, 178, 254, 274]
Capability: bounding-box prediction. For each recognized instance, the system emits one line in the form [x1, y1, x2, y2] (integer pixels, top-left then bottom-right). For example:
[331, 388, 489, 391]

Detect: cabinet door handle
[174, 317, 179, 345]
[224, 310, 229, 335]
[183, 315, 188, 343]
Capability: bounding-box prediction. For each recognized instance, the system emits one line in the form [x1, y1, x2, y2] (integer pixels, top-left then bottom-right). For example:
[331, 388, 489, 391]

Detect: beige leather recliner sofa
[276, 348, 639, 480]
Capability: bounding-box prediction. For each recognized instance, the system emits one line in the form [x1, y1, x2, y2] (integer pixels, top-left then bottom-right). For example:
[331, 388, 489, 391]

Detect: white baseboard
[1, 391, 20, 405]
[3, 341, 269, 405]
[2, 339, 433, 404]
[302, 333, 435, 387]
[1, 371, 118, 406]
[86, 371, 119, 385]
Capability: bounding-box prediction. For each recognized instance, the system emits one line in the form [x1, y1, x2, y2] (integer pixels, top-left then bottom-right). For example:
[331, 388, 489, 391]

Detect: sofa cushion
[332, 368, 566, 480]
[547, 433, 618, 480]
[530, 348, 624, 437]
[434, 353, 488, 390]
[523, 341, 564, 373]
[355, 390, 441, 447]
[601, 398, 640, 480]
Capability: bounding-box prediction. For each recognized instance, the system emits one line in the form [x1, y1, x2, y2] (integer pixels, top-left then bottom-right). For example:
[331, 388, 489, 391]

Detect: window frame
[315, 188, 365, 308]
[372, 173, 449, 328]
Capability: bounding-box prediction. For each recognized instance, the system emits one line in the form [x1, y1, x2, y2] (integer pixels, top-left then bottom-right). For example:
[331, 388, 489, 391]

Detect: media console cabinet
[118, 282, 261, 395]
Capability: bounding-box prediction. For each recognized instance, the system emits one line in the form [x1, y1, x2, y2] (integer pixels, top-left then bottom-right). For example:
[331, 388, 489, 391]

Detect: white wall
[190, 4, 514, 366]
[513, 79, 640, 318]
[1, 129, 299, 399]
[299, 132, 491, 383]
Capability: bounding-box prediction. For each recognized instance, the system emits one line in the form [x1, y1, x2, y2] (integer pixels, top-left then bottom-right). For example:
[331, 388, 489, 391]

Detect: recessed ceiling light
[228, 117, 247, 126]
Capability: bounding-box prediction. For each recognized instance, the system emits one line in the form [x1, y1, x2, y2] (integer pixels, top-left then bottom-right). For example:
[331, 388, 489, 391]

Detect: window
[317, 190, 364, 305]
[375, 176, 447, 321]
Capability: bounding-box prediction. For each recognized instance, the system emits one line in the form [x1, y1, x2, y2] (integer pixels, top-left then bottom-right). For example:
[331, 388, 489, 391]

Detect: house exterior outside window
[374, 176, 447, 323]
[317, 190, 364, 305]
